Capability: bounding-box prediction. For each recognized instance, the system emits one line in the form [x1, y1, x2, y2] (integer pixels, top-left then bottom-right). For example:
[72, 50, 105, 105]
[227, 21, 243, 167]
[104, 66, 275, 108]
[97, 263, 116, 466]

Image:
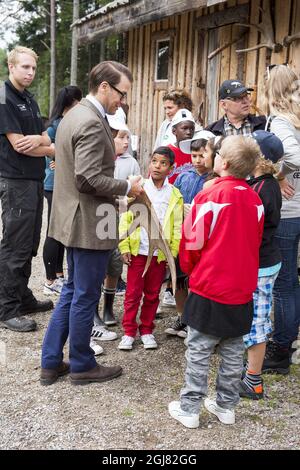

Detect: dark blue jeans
[41, 247, 110, 373]
[273, 218, 300, 348]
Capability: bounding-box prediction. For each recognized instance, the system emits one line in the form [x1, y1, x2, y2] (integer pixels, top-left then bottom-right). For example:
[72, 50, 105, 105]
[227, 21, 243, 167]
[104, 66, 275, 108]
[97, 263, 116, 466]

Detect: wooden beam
[244, 0, 260, 89]
[76, 0, 212, 45]
[289, 0, 300, 72]
[194, 3, 249, 30]
[151, 28, 176, 40]
[207, 0, 226, 5]
[271, 0, 291, 65]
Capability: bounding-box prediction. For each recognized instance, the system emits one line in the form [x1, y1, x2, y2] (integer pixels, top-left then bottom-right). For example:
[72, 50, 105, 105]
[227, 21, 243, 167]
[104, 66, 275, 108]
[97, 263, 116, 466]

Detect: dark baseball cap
[252, 130, 284, 163]
[219, 79, 254, 100]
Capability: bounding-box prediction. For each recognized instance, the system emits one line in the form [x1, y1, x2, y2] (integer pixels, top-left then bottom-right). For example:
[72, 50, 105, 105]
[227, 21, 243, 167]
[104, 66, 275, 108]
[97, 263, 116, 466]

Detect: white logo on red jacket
[192, 201, 231, 238]
[256, 205, 264, 221]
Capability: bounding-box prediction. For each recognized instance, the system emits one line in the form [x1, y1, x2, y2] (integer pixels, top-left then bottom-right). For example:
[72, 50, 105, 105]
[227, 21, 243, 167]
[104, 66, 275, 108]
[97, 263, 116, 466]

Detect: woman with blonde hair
[262, 65, 300, 374]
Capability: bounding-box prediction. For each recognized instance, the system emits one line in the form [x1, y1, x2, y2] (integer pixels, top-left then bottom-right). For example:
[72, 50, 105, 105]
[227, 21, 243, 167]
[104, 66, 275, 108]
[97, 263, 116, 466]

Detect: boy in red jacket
[168, 135, 264, 428]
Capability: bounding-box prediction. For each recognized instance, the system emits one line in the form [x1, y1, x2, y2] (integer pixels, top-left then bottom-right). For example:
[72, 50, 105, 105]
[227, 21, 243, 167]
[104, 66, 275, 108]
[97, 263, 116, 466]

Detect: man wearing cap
[206, 80, 266, 137]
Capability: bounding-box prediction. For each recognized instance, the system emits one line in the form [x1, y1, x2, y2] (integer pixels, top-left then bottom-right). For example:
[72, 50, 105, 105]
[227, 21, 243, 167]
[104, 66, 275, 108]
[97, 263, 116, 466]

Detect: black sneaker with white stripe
[115, 278, 126, 296]
[165, 317, 187, 338]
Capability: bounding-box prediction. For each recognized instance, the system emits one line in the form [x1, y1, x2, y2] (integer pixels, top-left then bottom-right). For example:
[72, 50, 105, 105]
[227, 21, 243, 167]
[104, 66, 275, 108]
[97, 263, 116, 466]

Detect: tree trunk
[70, 0, 80, 85]
[49, 0, 56, 112]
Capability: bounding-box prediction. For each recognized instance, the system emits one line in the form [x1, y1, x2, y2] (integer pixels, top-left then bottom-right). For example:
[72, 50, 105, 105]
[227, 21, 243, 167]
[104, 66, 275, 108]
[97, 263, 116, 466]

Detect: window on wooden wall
[155, 39, 170, 81]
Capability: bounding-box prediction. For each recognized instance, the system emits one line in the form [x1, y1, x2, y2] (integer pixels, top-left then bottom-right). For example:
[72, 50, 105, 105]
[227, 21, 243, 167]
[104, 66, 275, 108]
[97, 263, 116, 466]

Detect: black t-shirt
[0, 80, 45, 181]
[183, 292, 253, 338]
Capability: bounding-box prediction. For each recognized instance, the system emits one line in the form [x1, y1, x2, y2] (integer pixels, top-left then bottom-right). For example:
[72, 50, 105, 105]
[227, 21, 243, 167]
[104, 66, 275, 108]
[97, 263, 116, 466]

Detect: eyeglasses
[225, 93, 250, 103]
[108, 82, 127, 101]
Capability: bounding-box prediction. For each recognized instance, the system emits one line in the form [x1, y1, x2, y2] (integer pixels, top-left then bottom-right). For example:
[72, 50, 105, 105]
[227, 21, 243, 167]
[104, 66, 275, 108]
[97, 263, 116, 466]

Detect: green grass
[122, 408, 134, 417]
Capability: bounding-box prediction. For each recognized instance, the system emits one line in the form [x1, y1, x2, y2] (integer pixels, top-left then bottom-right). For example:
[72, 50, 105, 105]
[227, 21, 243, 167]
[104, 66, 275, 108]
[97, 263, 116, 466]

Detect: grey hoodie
[114, 152, 141, 180]
[271, 116, 300, 219]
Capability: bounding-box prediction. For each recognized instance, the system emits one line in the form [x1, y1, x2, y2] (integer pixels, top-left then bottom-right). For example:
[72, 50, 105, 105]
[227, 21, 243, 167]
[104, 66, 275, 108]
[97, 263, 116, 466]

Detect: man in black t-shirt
[0, 46, 55, 332]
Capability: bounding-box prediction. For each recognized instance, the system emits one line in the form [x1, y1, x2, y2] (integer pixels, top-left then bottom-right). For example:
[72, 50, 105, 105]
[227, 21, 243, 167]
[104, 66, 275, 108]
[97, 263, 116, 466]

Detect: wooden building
[74, 0, 300, 173]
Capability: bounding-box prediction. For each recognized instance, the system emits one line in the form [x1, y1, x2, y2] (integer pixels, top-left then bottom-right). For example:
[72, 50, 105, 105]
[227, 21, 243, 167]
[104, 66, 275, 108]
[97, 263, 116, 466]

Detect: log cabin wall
[125, 0, 300, 174]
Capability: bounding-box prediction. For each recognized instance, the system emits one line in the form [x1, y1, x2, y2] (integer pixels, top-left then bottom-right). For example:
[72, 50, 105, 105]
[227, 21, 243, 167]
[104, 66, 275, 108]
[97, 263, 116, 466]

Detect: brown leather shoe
[40, 362, 70, 386]
[70, 363, 122, 385]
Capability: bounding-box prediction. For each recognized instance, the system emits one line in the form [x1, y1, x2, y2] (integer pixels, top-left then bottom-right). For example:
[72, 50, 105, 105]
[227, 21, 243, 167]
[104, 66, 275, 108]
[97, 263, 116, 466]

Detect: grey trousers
[180, 327, 244, 414]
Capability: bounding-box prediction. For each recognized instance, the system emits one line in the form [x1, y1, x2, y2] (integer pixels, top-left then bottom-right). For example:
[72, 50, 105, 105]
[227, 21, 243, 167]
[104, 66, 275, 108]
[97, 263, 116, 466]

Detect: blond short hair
[220, 135, 260, 178]
[7, 46, 38, 65]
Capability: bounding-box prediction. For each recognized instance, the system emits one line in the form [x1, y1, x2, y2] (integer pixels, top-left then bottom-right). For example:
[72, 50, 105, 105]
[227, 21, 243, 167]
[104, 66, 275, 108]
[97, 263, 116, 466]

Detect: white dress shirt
[138, 177, 172, 256]
[86, 94, 106, 117]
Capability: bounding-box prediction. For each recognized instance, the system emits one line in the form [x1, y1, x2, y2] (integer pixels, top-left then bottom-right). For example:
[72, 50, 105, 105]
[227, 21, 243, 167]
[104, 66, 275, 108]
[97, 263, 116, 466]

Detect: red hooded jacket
[179, 176, 264, 305]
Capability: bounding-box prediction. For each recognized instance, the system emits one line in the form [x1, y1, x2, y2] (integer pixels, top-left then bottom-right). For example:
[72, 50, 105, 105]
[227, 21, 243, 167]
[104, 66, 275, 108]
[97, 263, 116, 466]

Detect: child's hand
[279, 178, 295, 199]
[117, 196, 128, 214]
[121, 253, 131, 265]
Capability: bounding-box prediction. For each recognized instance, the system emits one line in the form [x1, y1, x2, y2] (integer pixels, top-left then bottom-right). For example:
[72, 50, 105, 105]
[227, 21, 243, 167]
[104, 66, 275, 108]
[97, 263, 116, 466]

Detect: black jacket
[248, 174, 282, 268]
[0, 80, 45, 181]
[206, 114, 267, 136]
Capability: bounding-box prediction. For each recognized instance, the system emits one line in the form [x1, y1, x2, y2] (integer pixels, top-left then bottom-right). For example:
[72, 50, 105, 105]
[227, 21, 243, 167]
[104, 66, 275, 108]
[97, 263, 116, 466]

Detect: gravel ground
[0, 208, 300, 450]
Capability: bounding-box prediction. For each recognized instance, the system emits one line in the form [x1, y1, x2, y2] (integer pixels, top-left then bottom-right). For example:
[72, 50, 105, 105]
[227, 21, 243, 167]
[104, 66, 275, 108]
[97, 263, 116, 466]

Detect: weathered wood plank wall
[126, 0, 300, 174]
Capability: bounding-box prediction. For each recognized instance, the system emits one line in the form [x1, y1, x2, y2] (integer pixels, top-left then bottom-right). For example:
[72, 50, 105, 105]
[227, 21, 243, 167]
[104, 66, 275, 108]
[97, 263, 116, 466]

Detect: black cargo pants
[0, 177, 43, 321]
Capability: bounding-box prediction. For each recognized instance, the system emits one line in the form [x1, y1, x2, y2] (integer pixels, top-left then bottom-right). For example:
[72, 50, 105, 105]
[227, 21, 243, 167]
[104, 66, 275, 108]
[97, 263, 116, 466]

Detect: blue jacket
[44, 118, 61, 191]
[174, 168, 208, 204]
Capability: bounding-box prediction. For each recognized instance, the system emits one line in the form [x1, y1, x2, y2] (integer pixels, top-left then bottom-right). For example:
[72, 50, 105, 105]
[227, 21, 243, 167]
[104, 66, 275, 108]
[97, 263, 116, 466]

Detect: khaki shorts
[106, 248, 123, 278]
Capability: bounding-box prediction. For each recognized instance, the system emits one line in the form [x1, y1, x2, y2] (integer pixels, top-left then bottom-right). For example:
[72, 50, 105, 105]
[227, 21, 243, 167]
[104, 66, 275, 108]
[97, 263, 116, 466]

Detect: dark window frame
[155, 38, 170, 82]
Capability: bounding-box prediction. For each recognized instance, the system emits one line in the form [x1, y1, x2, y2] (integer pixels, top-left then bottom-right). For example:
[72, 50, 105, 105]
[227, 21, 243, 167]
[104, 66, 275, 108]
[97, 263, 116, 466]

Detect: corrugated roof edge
[71, 0, 132, 28]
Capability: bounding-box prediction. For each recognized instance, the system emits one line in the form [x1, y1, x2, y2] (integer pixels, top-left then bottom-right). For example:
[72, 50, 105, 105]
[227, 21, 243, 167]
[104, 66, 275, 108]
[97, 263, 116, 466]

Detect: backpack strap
[265, 115, 273, 131]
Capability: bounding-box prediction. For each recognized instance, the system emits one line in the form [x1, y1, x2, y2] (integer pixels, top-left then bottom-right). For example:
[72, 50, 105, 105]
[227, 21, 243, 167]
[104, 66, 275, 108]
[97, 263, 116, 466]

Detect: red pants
[122, 255, 166, 337]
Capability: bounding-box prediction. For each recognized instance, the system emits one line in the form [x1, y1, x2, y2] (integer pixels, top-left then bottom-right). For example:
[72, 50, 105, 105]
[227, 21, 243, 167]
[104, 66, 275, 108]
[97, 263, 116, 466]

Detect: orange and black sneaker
[239, 378, 264, 400]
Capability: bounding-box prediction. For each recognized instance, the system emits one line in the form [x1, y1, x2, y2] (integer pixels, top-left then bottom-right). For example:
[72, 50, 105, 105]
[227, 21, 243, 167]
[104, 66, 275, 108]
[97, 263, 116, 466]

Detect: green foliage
[0, 48, 7, 83]
[6, 0, 121, 115]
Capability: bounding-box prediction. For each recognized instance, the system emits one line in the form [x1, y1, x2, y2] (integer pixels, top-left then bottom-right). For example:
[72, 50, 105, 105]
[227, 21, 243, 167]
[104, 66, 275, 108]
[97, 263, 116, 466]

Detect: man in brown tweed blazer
[41, 61, 143, 386]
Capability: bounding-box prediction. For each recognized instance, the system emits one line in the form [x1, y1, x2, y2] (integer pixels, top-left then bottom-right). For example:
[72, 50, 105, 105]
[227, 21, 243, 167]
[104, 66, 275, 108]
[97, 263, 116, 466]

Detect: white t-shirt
[138, 177, 172, 256]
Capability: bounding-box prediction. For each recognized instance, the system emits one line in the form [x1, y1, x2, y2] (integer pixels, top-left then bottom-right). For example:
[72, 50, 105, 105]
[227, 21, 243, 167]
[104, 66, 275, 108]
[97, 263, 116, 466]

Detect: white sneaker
[156, 304, 163, 314]
[118, 335, 135, 350]
[168, 401, 199, 429]
[204, 398, 235, 425]
[90, 340, 104, 356]
[141, 334, 157, 349]
[43, 279, 62, 296]
[291, 339, 300, 364]
[91, 325, 117, 341]
[56, 277, 65, 287]
[165, 317, 187, 338]
[162, 291, 176, 307]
